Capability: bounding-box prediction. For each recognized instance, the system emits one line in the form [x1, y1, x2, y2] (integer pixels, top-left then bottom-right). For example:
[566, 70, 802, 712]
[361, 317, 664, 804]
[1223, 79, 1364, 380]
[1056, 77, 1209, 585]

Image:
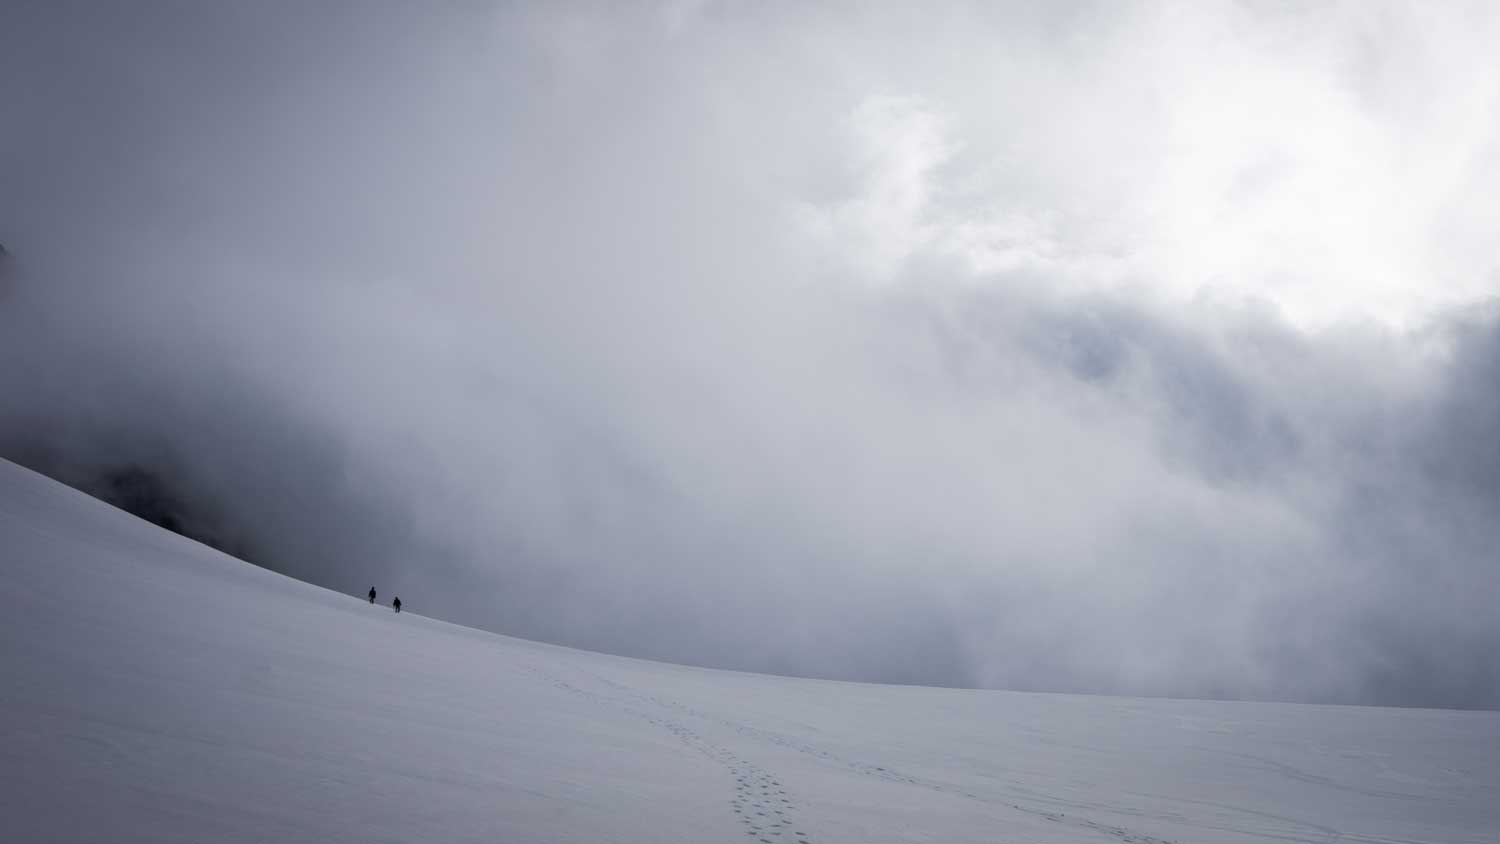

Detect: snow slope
[1, 458, 1496, 844]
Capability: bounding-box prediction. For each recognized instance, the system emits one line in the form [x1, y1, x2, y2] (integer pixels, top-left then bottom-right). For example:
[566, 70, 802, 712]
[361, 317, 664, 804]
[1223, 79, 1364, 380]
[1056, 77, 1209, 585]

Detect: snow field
[2, 458, 1497, 843]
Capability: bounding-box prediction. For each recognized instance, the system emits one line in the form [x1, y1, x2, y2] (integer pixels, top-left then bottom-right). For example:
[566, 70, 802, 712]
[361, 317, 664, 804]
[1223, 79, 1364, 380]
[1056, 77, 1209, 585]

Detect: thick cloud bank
[3, 1, 1499, 707]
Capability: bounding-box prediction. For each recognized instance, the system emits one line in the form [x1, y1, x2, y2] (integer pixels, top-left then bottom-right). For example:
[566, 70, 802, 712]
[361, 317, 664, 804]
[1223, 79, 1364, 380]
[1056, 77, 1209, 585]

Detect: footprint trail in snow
[531, 666, 814, 843]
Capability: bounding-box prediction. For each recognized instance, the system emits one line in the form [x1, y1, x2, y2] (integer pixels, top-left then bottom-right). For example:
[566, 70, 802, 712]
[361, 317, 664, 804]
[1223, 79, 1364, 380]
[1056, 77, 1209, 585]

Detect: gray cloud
[3, 1, 1499, 708]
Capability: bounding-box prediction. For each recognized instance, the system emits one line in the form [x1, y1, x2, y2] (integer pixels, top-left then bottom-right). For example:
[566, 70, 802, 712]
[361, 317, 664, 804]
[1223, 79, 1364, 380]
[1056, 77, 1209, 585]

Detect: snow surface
[1, 458, 1497, 844]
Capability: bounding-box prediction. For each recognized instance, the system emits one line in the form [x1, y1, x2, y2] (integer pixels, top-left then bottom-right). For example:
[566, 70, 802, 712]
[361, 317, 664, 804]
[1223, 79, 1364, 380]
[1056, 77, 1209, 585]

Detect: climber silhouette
[392, 596, 402, 613]
[368, 586, 377, 604]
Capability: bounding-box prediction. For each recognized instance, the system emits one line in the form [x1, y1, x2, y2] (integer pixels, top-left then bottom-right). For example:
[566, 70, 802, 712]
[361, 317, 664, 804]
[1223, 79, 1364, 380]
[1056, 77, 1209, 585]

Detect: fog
[3, 1, 1498, 708]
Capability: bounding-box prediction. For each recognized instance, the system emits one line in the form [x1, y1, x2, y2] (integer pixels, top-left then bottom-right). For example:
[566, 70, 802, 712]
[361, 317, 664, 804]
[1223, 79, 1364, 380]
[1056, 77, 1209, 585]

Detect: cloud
[2, 0, 1499, 708]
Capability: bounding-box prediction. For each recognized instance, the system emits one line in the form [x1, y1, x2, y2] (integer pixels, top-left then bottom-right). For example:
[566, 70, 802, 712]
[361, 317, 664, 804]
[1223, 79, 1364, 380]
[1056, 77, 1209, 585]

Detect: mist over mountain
[4, 1, 1499, 708]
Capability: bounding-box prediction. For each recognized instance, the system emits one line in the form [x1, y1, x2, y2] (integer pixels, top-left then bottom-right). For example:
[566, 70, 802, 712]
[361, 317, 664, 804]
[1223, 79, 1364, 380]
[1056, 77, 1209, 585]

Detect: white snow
[1, 457, 1496, 844]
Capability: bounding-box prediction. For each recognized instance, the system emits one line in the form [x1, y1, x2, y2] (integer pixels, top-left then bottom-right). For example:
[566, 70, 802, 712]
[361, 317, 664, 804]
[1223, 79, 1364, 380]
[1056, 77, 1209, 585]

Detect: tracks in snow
[532, 664, 1189, 844]
[584, 671, 1180, 844]
[531, 665, 814, 843]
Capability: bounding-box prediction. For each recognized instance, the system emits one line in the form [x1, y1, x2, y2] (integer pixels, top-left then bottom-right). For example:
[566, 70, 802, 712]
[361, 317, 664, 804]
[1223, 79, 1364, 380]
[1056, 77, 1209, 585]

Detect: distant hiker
[392, 596, 402, 613]
[368, 586, 377, 604]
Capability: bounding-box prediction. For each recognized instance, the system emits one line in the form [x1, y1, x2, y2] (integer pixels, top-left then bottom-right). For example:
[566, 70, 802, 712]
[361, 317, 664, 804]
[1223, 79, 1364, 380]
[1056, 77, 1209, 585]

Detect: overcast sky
[3, 1, 1499, 708]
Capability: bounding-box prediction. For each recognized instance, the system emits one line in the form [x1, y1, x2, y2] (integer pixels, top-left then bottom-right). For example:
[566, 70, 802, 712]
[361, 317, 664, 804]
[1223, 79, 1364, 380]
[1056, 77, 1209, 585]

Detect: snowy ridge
[1, 457, 1496, 843]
